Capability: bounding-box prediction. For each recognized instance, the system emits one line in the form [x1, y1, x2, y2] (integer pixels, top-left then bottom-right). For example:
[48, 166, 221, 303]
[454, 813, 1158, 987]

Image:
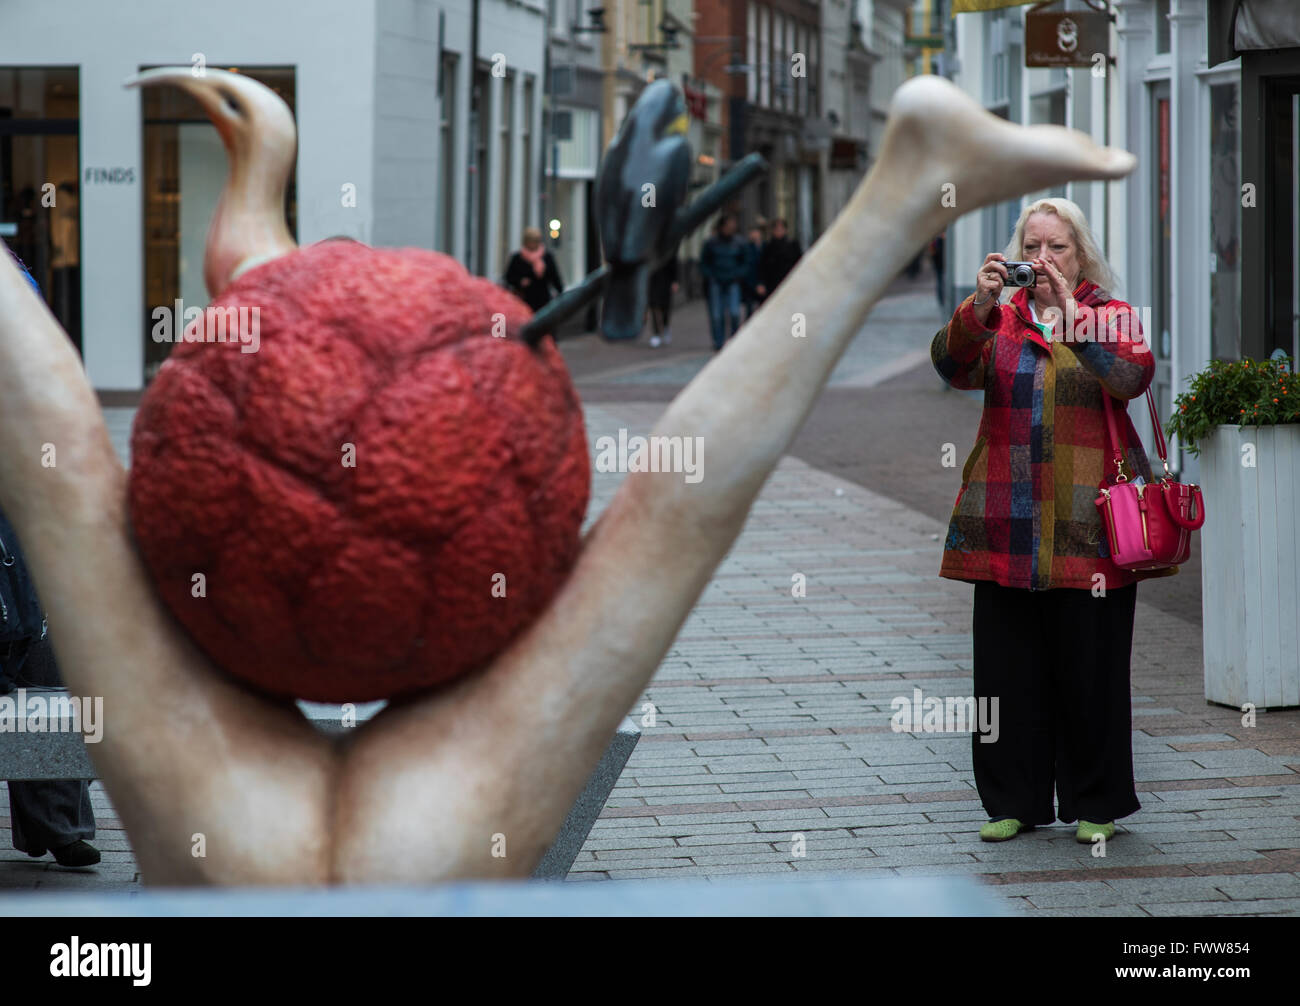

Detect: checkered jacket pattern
[931, 280, 1178, 591]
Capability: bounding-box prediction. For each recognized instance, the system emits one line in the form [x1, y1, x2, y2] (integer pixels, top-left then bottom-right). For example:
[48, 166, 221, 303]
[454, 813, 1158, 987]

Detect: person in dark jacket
[698, 214, 748, 350]
[742, 226, 764, 319]
[1, 247, 99, 869]
[931, 230, 946, 307]
[504, 227, 564, 312]
[755, 217, 802, 302]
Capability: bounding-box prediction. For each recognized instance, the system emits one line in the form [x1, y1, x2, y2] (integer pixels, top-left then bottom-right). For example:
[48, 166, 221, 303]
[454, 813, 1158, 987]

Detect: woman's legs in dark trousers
[6, 638, 96, 853]
[649, 298, 671, 334]
[971, 581, 1140, 825]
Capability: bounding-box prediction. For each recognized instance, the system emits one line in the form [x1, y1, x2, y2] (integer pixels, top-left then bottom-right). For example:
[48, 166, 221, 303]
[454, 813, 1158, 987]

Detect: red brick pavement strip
[594, 779, 1298, 822]
[980, 850, 1300, 886]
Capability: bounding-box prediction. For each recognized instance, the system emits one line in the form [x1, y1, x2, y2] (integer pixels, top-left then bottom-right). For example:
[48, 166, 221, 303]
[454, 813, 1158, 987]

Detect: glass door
[1151, 81, 1173, 457]
[1262, 75, 1300, 362]
[0, 67, 81, 353]
[1209, 79, 1241, 361]
[1292, 92, 1298, 365]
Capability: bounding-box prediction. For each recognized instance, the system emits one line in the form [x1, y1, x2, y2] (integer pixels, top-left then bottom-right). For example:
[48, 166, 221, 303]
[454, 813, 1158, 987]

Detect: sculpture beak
[123, 66, 298, 298]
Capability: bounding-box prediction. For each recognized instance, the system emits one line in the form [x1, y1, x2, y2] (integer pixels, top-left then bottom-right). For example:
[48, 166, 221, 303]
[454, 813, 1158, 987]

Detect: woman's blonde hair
[1003, 197, 1118, 295]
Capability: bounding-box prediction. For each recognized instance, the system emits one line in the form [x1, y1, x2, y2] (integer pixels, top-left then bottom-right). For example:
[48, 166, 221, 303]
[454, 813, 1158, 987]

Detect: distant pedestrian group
[698, 215, 802, 352]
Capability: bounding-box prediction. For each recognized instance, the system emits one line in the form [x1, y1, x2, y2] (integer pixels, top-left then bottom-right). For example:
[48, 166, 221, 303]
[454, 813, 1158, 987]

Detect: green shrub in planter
[1167, 355, 1300, 709]
[1166, 356, 1298, 456]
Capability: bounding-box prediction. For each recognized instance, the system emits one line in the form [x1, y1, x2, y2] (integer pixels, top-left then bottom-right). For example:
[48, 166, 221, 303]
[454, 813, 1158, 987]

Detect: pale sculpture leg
[0, 76, 1133, 885]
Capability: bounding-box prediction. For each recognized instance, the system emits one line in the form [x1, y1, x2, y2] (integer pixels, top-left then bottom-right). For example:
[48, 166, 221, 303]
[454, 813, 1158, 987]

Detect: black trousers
[972, 581, 1141, 825]
[4, 638, 96, 852]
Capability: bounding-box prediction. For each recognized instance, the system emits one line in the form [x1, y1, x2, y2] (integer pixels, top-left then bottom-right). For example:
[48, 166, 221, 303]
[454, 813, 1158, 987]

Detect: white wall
[373, 0, 441, 249]
[948, 7, 986, 305]
[0, 0, 378, 390]
[478, 0, 547, 275]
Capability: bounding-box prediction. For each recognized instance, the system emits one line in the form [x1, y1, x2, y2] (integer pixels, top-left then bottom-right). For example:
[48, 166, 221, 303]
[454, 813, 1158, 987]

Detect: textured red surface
[129, 243, 590, 701]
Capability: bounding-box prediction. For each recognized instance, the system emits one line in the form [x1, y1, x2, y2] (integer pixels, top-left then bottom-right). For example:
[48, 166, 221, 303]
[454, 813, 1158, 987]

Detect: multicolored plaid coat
[931, 281, 1178, 591]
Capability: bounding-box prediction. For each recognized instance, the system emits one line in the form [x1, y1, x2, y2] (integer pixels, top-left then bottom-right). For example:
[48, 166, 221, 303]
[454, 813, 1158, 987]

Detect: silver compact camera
[1004, 261, 1038, 287]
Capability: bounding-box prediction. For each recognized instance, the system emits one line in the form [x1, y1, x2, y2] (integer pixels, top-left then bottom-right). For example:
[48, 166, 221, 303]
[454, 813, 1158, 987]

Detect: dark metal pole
[466, 0, 481, 272]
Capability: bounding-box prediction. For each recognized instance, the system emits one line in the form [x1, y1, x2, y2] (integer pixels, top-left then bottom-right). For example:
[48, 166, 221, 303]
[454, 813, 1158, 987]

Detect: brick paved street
[4, 282, 1297, 915]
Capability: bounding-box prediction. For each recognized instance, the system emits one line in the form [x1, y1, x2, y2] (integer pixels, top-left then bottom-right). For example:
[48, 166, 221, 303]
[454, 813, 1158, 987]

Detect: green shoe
[1076, 820, 1116, 843]
[979, 818, 1030, 842]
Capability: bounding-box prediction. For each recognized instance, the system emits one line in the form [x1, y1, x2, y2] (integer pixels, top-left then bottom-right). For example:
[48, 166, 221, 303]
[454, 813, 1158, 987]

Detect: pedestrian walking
[742, 226, 764, 319]
[699, 214, 747, 351]
[646, 255, 678, 349]
[755, 217, 801, 302]
[930, 197, 1172, 846]
[504, 227, 564, 313]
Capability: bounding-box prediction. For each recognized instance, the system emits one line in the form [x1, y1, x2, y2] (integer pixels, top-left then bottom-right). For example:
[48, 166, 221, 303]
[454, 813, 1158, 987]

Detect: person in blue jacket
[698, 214, 748, 351]
[1, 246, 100, 869]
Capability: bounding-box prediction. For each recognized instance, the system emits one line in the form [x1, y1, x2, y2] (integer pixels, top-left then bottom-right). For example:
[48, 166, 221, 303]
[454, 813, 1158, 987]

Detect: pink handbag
[1094, 388, 1205, 571]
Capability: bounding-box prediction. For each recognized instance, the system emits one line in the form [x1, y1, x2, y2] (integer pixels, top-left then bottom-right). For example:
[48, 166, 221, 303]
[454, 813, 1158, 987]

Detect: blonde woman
[504, 227, 564, 312]
[931, 197, 1174, 845]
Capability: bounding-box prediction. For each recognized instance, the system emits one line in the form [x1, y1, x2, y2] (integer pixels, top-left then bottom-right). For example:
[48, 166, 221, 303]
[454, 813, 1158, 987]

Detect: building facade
[941, 0, 1300, 477]
[0, 0, 548, 392]
[820, 0, 873, 230]
[546, 0, 606, 300]
[694, 1, 826, 248]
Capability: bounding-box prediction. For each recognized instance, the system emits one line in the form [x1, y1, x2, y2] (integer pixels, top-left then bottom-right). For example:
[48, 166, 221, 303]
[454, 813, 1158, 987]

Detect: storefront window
[140, 66, 296, 382]
[1153, 90, 1172, 362]
[1154, 1, 1171, 55]
[439, 53, 458, 255]
[1030, 88, 1067, 198]
[0, 67, 81, 352]
[472, 64, 491, 275]
[497, 72, 513, 275]
[1209, 81, 1241, 360]
[523, 77, 534, 233]
[983, 108, 1015, 256]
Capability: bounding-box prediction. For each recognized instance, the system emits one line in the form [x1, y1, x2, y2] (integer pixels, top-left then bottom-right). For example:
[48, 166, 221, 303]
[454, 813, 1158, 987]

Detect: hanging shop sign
[1024, 10, 1111, 69]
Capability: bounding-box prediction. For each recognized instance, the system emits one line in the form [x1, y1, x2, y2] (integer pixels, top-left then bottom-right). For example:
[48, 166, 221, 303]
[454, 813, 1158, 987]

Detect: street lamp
[572, 7, 607, 35]
[629, 20, 683, 54]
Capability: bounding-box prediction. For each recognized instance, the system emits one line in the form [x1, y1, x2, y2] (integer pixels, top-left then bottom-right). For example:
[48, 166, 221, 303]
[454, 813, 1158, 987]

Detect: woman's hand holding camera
[972, 253, 1007, 325]
[1031, 256, 1078, 338]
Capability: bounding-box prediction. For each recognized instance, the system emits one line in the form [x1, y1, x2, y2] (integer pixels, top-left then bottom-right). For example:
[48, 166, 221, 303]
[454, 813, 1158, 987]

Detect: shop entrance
[0, 67, 81, 354]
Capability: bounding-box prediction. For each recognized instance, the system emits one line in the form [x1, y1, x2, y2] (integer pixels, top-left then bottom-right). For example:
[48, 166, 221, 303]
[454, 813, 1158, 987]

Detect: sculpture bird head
[126, 68, 297, 298]
[124, 69, 590, 702]
[631, 78, 690, 148]
[595, 79, 692, 341]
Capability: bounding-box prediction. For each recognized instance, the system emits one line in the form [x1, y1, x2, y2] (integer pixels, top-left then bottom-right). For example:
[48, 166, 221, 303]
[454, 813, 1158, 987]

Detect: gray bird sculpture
[595, 78, 692, 341]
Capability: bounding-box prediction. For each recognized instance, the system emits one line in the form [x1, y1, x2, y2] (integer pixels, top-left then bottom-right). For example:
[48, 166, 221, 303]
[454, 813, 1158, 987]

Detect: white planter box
[1199, 423, 1300, 709]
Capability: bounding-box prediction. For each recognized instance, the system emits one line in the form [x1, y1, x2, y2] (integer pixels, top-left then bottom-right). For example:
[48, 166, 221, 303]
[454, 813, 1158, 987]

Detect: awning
[1234, 0, 1300, 50]
[1208, 0, 1300, 67]
[951, 0, 1039, 12]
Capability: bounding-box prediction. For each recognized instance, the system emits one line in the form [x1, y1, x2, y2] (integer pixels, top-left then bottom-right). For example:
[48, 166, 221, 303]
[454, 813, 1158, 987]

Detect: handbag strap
[1099, 386, 1165, 482]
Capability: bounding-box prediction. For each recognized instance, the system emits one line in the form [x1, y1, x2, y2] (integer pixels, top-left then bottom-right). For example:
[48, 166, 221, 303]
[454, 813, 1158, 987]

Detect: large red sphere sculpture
[125, 69, 589, 702]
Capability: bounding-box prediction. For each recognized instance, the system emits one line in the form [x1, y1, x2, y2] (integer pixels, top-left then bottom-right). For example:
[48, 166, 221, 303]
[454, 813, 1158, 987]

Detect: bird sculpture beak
[123, 67, 298, 297]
